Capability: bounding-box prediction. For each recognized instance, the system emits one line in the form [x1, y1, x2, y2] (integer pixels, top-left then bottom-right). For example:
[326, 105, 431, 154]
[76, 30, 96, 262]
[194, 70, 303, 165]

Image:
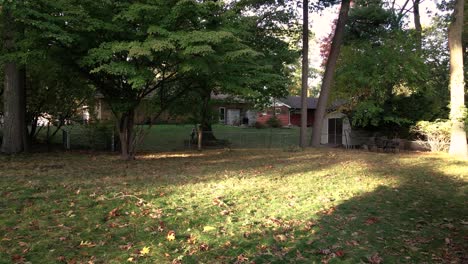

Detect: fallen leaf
[203, 226, 216, 232]
[368, 253, 383, 264]
[167, 231, 176, 241]
[11, 255, 25, 263]
[235, 254, 248, 263]
[119, 243, 133, 251]
[199, 243, 209, 251]
[79, 241, 96, 248]
[274, 234, 287, 242]
[140, 246, 150, 256]
[107, 207, 121, 220]
[187, 234, 197, 244]
[18, 241, 28, 247]
[365, 217, 379, 225]
[445, 238, 451, 245]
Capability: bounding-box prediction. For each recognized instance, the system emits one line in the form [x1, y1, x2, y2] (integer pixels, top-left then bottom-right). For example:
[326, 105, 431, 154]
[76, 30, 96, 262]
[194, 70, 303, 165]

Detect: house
[211, 94, 257, 126]
[241, 96, 351, 145]
[92, 92, 351, 146]
[279, 96, 317, 127]
[279, 96, 351, 145]
[254, 100, 291, 127]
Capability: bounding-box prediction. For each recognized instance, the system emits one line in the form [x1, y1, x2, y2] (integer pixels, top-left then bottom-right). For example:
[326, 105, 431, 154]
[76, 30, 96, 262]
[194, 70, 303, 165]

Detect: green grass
[140, 125, 308, 151]
[0, 149, 466, 263]
[40, 124, 310, 151]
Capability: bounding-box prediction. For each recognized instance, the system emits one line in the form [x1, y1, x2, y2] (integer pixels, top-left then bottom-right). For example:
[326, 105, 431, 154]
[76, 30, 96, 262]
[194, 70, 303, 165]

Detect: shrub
[411, 120, 451, 152]
[254, 122, 267, 129]
[266, 116, 282, 128]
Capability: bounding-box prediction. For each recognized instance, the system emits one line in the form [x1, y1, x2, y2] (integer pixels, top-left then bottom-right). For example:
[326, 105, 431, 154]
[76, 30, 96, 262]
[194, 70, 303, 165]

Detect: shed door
[226, 109, 240, 126]
[328, 118, 343, 145]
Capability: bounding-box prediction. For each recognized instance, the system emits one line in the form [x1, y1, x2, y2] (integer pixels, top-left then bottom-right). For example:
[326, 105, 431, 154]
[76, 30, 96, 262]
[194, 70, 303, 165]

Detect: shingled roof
[279, 96, 319, 109]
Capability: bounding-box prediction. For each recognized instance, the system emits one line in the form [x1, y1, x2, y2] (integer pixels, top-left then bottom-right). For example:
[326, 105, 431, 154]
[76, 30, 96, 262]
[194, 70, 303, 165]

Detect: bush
[411, 120, 451, 152]
[254, 122, 267, 129]
[266, 116, 282, 128]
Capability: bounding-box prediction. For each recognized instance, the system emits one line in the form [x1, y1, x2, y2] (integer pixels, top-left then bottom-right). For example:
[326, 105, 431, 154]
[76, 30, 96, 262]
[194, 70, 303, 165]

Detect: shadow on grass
[197, 157, 467, 263]
[0, 149, 466, 263]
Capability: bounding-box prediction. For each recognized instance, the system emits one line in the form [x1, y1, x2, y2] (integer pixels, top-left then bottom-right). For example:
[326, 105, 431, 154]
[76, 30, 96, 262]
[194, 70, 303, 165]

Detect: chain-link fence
[54, 124, 309, 152]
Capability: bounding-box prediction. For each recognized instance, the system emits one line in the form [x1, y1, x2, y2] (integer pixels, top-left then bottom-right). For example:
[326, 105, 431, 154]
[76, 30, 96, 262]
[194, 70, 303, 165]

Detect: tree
[25, 55, 94, 144]
[1, 2, 27, 154]
[311, 0, 351, 146]
[1, 0, 87, 152]
[167, 2, 299, 145]
[79, 0, 298, 159]
[412, 0, 422, 50]
[300, 0, 309, 148]
[447, 0, 467, 158]
[317, 0, 450, 138]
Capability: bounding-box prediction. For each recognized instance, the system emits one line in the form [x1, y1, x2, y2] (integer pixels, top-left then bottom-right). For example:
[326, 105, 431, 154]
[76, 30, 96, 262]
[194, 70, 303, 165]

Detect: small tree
[412, 120, 452, 152]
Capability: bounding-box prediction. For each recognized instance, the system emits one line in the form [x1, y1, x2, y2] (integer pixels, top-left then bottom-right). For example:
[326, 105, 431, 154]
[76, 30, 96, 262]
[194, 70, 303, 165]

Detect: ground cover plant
[0, 149, 466, 263]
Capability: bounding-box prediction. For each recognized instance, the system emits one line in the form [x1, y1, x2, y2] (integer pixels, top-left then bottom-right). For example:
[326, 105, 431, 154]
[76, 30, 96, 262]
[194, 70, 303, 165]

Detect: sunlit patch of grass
[0, 149, 466, 263]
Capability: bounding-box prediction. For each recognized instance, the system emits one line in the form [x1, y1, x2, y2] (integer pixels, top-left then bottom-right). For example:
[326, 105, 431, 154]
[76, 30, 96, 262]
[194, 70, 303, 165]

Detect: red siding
[290, 109, 315, 126]
[256, 106, 290, 126]
[256, 113, 289, 126]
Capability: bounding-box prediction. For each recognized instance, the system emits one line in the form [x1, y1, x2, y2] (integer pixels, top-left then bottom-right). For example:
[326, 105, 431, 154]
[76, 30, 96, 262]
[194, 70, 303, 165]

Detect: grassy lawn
[140, 125, 308, 151]
[0, 149, 466, 263]
[40, 124, 309, 151]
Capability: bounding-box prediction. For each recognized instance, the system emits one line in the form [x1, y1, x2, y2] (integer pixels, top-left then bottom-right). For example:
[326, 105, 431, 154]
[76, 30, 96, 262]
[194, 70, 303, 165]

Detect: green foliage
[411, 120, 452, 152]
[332, 0, 449, 134]
[254, 121, 267, 129]
[266, 115, 282, 128]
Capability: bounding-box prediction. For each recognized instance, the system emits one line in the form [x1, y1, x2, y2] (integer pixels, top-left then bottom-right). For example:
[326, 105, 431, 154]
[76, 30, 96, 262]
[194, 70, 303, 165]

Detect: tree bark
[200, 89, 216, 142]
[299, 0, 309, 148]
[448, 0, 467, 158]
[311, 0, 351, 147]
[118, 109, 136, 160]
[1, 4, 27, 154]
[413, 0, 422, 50]
[1, 63, 26, 153]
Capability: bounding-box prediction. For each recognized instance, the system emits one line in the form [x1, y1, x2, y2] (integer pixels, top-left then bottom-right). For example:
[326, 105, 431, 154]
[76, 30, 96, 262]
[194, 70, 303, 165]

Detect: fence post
[268, 128, 272, 148]
[62, 130, 70, 150]
[197, 124, 202, 151]
[111, 129, 115, 152]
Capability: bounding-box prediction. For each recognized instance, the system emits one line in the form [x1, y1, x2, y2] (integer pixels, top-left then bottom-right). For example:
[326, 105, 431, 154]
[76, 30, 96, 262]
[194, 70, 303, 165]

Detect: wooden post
[197, 124, 202, 151]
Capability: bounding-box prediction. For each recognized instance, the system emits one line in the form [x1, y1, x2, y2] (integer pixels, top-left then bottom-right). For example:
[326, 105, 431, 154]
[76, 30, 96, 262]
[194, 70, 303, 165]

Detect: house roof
[279, 96, 318, 109]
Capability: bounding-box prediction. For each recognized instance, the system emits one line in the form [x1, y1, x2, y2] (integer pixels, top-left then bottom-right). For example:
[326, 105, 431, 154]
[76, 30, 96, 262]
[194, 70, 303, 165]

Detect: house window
[219, 107, 226, 123]
[275, 108, 282, 115]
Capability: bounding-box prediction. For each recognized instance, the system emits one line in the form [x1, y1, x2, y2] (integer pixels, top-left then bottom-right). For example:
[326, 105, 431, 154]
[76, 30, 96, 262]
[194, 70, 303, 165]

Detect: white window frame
[219, 107, 226, 123]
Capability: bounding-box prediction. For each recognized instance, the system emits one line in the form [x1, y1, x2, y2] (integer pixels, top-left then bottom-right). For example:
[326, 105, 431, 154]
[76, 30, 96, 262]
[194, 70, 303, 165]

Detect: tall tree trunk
[311, 0, 351, 147]
[1, 5, 27, 154]
[412, 0, 422, 50]
[200, 89, 216, 142]
[118, 109, 136, 160]
[448, 0, 467, 158]
[299, 0, 309, 148]
[1, 63, 26, 153]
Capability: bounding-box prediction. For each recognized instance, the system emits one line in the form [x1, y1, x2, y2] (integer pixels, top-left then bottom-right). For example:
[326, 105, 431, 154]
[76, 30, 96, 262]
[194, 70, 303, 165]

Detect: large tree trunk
[1, 63, 26, 154]
[199, 89, 216, 143]
[1, 4, 27, 154]
[311, 0, 351, 147]
[448, 0, 467, 158]
[118, 109, 136, 160]
[299, 0, 309, 148]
